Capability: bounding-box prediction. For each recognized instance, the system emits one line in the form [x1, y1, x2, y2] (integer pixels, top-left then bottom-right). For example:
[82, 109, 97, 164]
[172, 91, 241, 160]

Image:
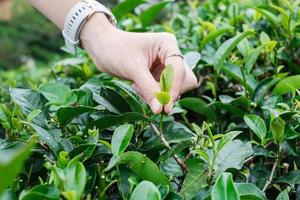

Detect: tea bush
[1, 0, 300, 199]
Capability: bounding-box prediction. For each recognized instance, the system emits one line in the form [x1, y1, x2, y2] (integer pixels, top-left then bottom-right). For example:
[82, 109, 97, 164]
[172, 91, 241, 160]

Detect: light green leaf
[200, 27, 234, 49]
[236, 183, 266, 200]
[244, 114, 266, 141]
[273, 75, 300, 95]
[0, 104, 11, 129]
[214, 30, 254, 71]
[0, 138, 34, 195]
[130, 181, 161, 200]
[270, 117, 286, 145]
[245, 44, 265, 74]
[180, 159, 209, 200]
[160, 64, 174, 92]
[112, 124, 134, 156]
[155, 92, 171, 105]
[26, 109, 42, 123]
[212, 172, 240, 200]
[19, 184, 60, 200]
[276, 189, 289, 200]
[39, 83, 73, 106]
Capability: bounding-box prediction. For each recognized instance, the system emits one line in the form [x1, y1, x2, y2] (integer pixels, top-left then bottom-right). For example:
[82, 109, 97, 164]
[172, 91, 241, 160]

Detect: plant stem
[149, 122, 188, 174]
[262, 145, 282, 192]
[205, 122, 217, 185]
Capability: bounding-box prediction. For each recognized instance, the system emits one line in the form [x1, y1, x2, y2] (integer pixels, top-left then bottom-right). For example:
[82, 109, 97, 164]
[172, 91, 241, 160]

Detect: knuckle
[160, 32, 177, 43]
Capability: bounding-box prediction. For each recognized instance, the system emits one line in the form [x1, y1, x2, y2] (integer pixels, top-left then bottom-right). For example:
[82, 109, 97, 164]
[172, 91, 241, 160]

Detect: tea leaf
[112, 124, 134, 156]
[155, 92, 171, 105]
[160, 64, 174, 92]
[212, 172, 240, 200]
[273, 75, 300, 95]
[130, 181, 161, 200]
[270, 117, 286, 145]
[244, 114, 267, 141]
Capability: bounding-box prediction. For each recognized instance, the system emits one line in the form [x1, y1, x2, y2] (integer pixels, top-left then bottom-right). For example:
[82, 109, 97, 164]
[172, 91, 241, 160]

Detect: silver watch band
[62, 0, 116, 55]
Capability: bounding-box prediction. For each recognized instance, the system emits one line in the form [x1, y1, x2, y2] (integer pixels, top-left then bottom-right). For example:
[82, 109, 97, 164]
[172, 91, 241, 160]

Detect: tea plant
[1, 0, 300, 199]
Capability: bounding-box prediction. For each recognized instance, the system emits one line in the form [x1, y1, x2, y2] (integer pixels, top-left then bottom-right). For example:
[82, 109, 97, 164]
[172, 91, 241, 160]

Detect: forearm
[29, 0, 80, 29]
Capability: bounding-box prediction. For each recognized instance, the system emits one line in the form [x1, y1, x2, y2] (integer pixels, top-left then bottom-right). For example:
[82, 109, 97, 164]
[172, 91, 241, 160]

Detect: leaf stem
[262, 145, 282, 192]
[149, 122, 188, 174]
[205, 122, 217, 185]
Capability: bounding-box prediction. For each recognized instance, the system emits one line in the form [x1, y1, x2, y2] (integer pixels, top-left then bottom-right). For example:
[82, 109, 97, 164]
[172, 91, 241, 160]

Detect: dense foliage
[1, 0, 300, 199]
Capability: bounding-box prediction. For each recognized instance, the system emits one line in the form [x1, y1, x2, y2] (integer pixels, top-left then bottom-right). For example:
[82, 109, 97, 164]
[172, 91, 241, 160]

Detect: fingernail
[150, 98, 162, 114]
[164, 101, 174, 114]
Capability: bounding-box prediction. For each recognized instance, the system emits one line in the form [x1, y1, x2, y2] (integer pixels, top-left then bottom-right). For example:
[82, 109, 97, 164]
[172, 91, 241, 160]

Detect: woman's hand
[80, 13, 198, 114]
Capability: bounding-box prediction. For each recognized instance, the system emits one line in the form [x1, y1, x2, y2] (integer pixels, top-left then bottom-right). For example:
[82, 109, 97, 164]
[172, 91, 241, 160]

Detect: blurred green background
[0, 0, 118, 70]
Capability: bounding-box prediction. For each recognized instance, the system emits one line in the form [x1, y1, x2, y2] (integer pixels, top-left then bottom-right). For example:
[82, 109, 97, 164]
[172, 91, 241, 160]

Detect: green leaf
[130, 181, 161, 200]
[57, 105, 103, 125]
[86, 112, 151, 131]
[273, 75, 300, 95]
[39, 83, 73, 106]
[270, 117, 286, 145]
[237, 38, 252, 58]
[252, 78, 280, 106]
[140, 0, 173, 27]
[160, 64, 174, 92]
[19, 184, 60, 200]
[276, 189, 289, 200]
[214, 140, 253, 177]
[244, 114, 267, 141]
[217, 131, 242, 152]
[179, 98, 217, 121]
[184, 52, 201, 70]
[112, 124, 134, 156]
[10, 88, 48, 127]
[245, 44, 265, 74]
[112, 0, 146, 21]
[200, 27, 234, 49]
[155, 92, 171, 105]
[222, 63, 258, 93]
[214, 31, 254, 71]
[0, 104, 11, 129]
[120, 151, 171, 186]
[180, 159, 209, 200]
[26, 109, 42, 123]
[235, 183, 266, 200]
[0, 139, 34, 195]
[277, 170, 300, 186]
[27, 123, 61, 154]
[212, 172, 240, 200]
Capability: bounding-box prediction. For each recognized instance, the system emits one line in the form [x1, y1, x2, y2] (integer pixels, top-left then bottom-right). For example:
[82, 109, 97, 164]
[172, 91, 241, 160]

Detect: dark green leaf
[112, 0, 146, 21]
[277, 170, 300, 186]
[180, 159, 209, 200]
[140, 0, 173, 27]
[86, 112, 151, 131]
[276, 189, 289, 200]
[120, 151, 171, 186]
[179, 98, 216, 121]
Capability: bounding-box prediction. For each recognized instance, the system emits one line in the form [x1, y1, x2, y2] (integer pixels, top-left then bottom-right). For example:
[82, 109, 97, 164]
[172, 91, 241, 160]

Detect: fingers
[132, 69, 163, 114]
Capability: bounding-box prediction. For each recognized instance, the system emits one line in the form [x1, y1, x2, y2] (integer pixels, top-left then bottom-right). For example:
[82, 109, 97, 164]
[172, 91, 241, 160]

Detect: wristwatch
[62, 0, 117, 55]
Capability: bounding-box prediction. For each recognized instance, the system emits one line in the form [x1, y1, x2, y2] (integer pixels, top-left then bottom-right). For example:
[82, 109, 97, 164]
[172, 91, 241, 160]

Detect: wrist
[80, 13, 117, 50]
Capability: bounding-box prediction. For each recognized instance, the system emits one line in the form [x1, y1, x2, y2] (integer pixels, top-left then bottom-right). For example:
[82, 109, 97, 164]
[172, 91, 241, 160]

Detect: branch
[150, 123, 188, 174]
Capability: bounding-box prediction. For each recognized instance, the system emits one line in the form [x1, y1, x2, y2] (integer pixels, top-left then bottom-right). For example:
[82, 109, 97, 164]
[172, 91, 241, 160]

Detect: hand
[80, 13, 198, 114]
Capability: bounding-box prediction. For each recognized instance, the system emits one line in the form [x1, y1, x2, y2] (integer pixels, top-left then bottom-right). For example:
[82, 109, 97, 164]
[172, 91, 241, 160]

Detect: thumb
[132, 69, 163, 114]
